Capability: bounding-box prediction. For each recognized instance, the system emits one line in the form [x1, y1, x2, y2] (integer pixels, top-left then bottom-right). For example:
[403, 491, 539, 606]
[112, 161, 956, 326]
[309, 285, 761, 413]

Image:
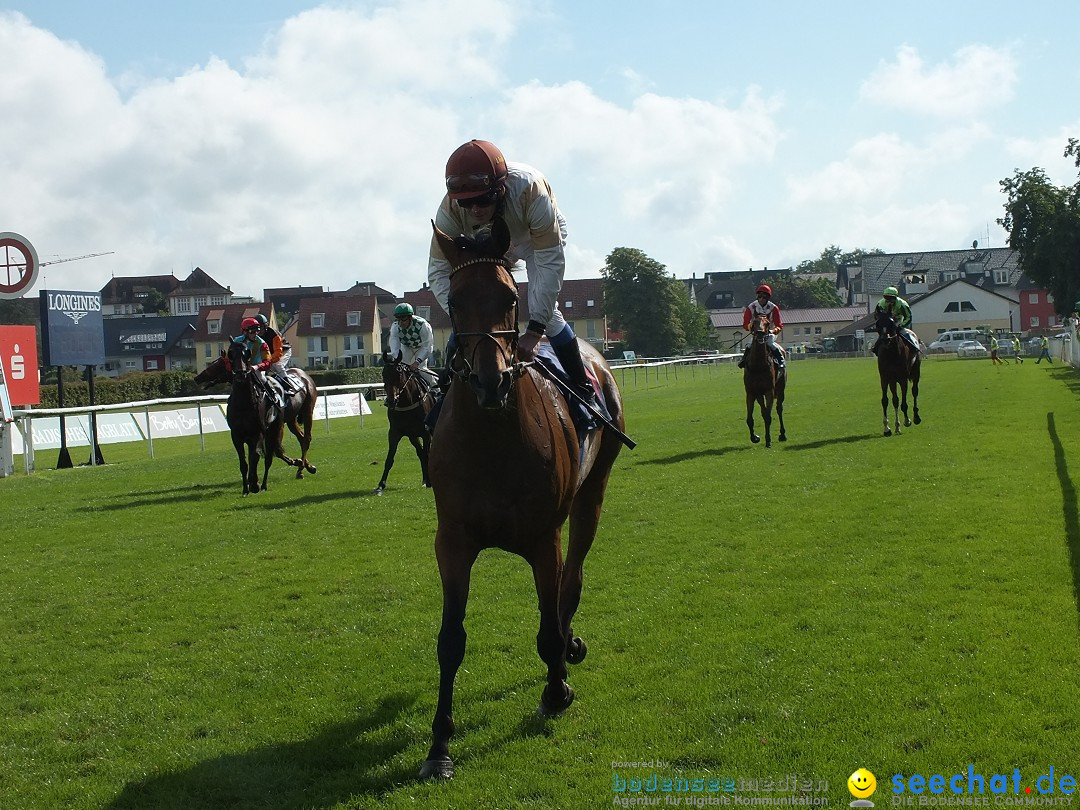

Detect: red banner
[0, 326, 40, 406]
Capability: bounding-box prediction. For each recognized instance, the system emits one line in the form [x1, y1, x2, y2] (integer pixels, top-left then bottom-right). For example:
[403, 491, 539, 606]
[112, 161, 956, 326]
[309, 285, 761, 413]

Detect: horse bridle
[387, 363, 432, 412]
[447, 256, 521, 380]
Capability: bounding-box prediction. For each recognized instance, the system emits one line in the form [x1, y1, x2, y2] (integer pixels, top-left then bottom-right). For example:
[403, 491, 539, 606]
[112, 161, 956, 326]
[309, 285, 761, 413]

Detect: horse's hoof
[750, 435, 760, 444]
[779, 434, 787, 442]
[884, 429, 892, 437]
[537, 684, 575, 717]
[375, 486, 385, 496]
[308, 465, 317, 474]
[913, 416, 921, 425]
[419, 757, 454, 780]
[567, 636, 587, 665]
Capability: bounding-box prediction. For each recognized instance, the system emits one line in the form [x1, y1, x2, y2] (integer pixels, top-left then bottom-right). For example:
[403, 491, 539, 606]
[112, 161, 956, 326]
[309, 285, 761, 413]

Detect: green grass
[2, 356, 1078, 809]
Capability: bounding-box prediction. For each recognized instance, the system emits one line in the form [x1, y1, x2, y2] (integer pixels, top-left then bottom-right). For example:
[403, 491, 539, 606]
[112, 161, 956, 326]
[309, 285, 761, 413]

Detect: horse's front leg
[411, 434, 431, 488]
[900, 382, 911, 428]
[775, 387, 787, 442]
[881, 385, 893, 437]
[234, 436, 251, 495]
[911, 374, 921, 426]
[746, 392, 760, 444]
[376, 429, 402, 494]
[532, 533, 574, 718]
[247, 441, 262, 493]
[763, 394, 774, 448]
[891, 387, 902, 435]
[420, 531, 477, 780]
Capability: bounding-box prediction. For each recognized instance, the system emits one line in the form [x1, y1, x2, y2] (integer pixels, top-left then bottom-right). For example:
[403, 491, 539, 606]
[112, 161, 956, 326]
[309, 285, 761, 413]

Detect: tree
[761, 274, 844, 308]
[0, 298, 38, 325]
[140, 288, 168, 315]
[671, 281, 713, 351]
[602, 248, 684, 356]
[998, 139, 1080, 315]
[794, 245, 884, 276]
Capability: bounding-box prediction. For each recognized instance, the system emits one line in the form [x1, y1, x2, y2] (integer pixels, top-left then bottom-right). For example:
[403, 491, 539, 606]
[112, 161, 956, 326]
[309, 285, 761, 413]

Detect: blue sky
[3, 1, 1078, 300]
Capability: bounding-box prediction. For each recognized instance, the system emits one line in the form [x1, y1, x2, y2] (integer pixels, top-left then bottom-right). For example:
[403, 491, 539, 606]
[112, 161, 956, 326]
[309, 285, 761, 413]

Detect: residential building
[100, 275, 180, 317]
[710, 306, 867, 352]
[168, 267, 234, 317]
[292, 294, 381, 369]
[846, 246, 1020, 307]
[1016, 276, 1064, 333]
[264, 286, 328, 320]
[99, 315, 197, 376]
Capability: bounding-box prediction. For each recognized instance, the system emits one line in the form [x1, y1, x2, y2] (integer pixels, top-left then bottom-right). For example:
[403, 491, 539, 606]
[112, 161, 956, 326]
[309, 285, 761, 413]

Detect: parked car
[956, 340, 988, 358]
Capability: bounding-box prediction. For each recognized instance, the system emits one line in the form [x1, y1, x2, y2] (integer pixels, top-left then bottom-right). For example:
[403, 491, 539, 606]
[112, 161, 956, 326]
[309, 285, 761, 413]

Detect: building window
[354, 335, 364, 350]
[211, 295, 227, 306]
[195, 297, 207, 310]
[417, 306, 431, 320]
[177, 299, 192, 314]
[1030, 316, 1040, 328]
[343, 335, 351, 351]
[146, 360, 159, 370]
[307, 337, 329, 353]
[804, 327, 812, 335]
[587, 299, 595, 307]
[208, 319, 221, 334]
[311, 313, 325, 328]
[204, 343, 212, 357]
[942, 271, 959, 282]
[1028, 293, 1039, 304]
[347, 311, 360, 327]
[814, 327, 822, 335]
[994, 269, 1009, 284]
[586, 320, 596, 338]
[564, 300, 573, 309]
[125, 360, 137, 369]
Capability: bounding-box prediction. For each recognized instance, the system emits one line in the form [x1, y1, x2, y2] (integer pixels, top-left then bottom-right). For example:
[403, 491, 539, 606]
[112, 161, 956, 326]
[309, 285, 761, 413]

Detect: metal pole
[197, 403, 205, 452]
[144, 406, 154, 459]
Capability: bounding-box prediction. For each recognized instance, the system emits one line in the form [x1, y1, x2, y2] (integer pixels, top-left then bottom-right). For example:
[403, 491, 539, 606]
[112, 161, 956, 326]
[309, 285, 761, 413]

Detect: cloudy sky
[3, 0, 1078, 301]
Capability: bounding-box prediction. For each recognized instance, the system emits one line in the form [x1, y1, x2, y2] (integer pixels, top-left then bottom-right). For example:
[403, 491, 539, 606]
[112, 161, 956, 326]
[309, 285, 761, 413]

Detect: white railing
[7, 383, 383, 476]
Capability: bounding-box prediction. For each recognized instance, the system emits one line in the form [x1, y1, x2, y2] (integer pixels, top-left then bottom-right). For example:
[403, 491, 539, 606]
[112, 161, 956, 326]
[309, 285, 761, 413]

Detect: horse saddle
[534, 343, 610, 434]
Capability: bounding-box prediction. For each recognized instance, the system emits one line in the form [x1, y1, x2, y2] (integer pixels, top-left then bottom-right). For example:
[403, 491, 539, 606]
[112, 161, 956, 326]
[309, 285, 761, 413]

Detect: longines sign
[39, 289, 106, 366]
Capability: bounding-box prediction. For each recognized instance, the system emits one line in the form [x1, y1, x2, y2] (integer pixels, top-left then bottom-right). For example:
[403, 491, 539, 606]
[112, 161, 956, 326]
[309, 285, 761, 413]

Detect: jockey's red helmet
[445, 140, 508, 200]
[756, 285, 773, 298]
[241, 317, 260, 331]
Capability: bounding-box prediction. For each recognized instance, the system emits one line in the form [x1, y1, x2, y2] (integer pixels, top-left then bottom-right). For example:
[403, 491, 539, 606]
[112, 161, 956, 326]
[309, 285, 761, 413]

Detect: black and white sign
[39, 289, 106, 366]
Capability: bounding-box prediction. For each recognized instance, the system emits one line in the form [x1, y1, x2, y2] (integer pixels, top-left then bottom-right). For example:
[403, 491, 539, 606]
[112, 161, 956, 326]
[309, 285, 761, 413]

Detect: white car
[956, 340, 988, 358]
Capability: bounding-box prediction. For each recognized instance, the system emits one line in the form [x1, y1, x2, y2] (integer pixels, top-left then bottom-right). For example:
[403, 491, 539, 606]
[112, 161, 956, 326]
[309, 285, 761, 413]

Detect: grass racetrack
[3, 355, 1079, 809]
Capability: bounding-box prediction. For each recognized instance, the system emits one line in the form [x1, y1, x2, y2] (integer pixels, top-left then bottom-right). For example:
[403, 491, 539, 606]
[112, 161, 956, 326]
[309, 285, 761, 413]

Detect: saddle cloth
[534, 343, 608, 434]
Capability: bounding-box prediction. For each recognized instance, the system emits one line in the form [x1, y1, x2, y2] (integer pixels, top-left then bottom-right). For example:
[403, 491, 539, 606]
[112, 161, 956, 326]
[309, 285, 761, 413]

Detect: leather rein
[447, 256, 523, 380]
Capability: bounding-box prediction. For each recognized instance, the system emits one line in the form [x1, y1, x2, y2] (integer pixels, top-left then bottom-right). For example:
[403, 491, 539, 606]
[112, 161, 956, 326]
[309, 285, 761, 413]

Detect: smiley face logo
[848, 768, 877, 799]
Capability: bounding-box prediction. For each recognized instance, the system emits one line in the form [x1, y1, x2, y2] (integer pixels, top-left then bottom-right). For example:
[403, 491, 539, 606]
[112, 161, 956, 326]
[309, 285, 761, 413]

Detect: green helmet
[883, 286, 899, 297]
[254, 313, 268, 326]
[394, 303, 414, 318]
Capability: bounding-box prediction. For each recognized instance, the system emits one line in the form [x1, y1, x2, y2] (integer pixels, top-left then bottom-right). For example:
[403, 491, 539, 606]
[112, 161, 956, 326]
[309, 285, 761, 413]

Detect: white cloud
[859, 44, 1017, 118]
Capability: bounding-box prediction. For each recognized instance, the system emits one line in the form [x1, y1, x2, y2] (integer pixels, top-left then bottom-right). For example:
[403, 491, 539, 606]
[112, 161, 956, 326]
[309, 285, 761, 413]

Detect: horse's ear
[432, 220, 461, 266]
[490, 215, 511, 257]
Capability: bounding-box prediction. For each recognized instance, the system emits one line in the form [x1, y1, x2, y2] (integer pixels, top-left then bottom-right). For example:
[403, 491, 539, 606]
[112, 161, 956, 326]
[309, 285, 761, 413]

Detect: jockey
[233, 317, 282, 408]
[255, 313, 297, 396]
[873, 287, 920, 355]
[389, 303, 435, 370]
[428, 139, 597, 406]
[738, 285, 785, 369]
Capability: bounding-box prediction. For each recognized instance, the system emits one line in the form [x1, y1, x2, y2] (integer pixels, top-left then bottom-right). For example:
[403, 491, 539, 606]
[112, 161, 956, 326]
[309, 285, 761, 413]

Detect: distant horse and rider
[418, 219, 631, 780]
[873, 310, 922, 436]
[194, 344, 319, 489]
[743, 313, 787, 447]
[375, 348, 434, 494]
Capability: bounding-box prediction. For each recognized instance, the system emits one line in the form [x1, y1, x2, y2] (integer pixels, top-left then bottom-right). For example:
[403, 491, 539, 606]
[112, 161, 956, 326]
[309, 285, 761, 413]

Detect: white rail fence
[6, 383, 381, 475]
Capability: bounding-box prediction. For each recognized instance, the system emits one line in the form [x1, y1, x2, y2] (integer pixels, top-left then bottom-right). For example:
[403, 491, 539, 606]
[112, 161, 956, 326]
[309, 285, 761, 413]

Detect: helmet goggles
[446, 173, 497, 196]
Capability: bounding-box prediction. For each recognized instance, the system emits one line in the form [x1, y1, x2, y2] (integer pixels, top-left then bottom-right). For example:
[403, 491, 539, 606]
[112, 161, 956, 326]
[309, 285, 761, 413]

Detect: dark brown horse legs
[421, 539, 477, 780]
[532, 539, 574, 716]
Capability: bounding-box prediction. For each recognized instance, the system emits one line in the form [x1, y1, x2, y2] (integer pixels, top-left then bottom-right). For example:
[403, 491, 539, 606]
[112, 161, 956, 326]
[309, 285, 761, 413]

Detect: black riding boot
[553, 340, 596, 404]
[773, 348, 785, 369]
[737, 349, 748, 369]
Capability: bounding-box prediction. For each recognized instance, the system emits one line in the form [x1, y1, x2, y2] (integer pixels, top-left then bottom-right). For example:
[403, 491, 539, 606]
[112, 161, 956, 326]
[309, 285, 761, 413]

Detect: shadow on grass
[105, 693, 421, 810]
[784, 433, 879, 451]
[637, 446, 747, 465]
[1046, 412, 1080, 623]
[87, 482, 238, 510]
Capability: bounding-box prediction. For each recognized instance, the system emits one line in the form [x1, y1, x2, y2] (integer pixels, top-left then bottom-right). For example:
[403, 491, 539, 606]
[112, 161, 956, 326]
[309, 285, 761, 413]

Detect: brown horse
[375, 349, 433, 494]
[217, 340, 283, 495]
[874, 311, 921, 436]
[419, 220, 626, 780]
[195, 351, 319, 477]
[744, 314, 787, 447]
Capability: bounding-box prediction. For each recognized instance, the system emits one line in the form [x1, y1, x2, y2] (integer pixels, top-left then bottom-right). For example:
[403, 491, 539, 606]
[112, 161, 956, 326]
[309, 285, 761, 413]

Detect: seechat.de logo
[849, 768, 878, 808]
